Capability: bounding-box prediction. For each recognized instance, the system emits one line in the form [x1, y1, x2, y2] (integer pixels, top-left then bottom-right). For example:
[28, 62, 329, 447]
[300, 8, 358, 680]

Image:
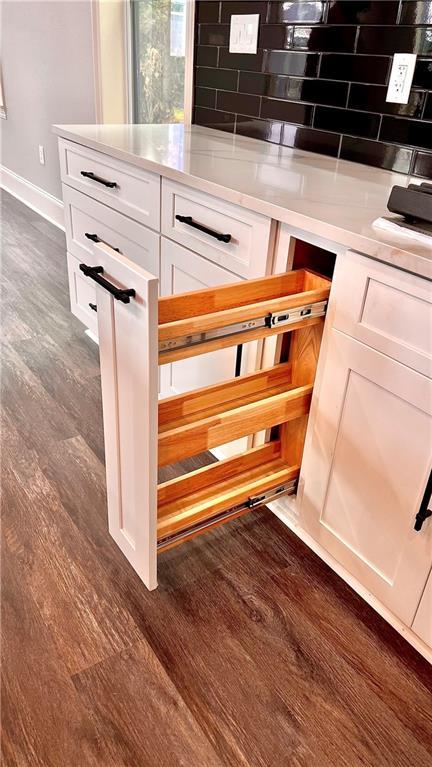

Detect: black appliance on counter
[387, 182, 432, 235]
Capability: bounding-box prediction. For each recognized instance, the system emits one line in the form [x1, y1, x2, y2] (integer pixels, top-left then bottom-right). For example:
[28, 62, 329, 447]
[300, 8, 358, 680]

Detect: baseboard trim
[0, 165, 65, 230]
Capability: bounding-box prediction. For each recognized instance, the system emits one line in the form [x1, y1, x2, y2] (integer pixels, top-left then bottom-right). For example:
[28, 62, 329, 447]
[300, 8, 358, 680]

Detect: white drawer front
[59, 139, 160, 230]
[161, 178, 272, 278]
[67, 251, 98, 335]
[63, 185, 160, 278]
[332, 250, 432, 377]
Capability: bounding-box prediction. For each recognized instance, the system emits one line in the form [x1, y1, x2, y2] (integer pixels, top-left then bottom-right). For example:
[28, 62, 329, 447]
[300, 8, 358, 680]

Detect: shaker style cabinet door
[299, 329, 432, 625]
[91, 242, 159, 590]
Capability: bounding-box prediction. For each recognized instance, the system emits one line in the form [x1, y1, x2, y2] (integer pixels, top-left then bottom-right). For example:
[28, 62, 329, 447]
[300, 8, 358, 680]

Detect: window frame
[92, 0, 195, 125]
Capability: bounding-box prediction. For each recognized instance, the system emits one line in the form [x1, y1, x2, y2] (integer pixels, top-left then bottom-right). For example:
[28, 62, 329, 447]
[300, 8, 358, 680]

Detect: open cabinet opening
[155, 262, 332, 553]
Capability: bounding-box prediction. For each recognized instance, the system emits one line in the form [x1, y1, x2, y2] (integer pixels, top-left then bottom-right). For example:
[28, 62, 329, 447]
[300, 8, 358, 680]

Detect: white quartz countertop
[54, 123, 432, 279]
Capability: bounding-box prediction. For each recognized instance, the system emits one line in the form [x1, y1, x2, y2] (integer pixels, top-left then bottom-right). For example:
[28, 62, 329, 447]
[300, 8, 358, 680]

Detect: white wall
[1, 0, 96, 200]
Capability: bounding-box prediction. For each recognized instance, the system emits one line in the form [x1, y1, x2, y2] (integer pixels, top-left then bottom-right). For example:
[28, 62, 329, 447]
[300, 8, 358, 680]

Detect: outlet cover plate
[229, 14, 259, 54]
[386, 53, 417, 104]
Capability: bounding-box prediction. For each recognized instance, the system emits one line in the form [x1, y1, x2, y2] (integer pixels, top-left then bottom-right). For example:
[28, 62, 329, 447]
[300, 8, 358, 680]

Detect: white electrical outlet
[38, 145, 45, 165]
[386, 53, 417, 104]
[229, 14, 259, 54]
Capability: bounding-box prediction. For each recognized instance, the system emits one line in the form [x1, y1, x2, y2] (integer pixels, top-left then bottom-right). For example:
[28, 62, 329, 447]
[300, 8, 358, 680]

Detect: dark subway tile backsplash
[340, 137, 413, 173]
[196, 45, 219, 67]
[194, 106, 235, 132]
[348, 83, 425, 117]
[264, 50, 319, 76]
[199, 24, 230, 46]
[327, 1, 400, 25]
[220, 1, 267, 22]
[424, 92, 432, 120]
[196, 66, 238, 90]
[195, 86, 217, 109]
[219, 47, 265, 71]
[380, 116, 432, 150]
[357, 26, 432, 55]
[217, 89, 261, 115]
[239, 71, 348, 105]
[282, 124, 341, 156]
[194, 1, 432, 177]
[413, 58, 432, 87]
[261, 97, 314, 124]
[197, 1, 220, 23]
[399, 1, 432, 25]
[314, 105, 381, 138]
[291, 25, 357, 51]
[319, 54, 391, 84]
[235, 116, 283, 142]
[413, 151, 432, 178]
[268, 1, 326, 24]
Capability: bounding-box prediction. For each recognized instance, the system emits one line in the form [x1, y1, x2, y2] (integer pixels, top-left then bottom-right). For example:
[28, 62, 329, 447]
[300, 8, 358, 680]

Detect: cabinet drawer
[332, 250, 432, 377]
[161, 178, 272, 278]
[63, 185, 159, 277]
[59, 139, 160, 230]
[67, 251, 98, 336]
[79, 241, 331, 589]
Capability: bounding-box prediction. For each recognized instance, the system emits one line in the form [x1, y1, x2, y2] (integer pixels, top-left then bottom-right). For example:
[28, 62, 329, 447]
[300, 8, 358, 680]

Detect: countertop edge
[54, 125, 432, 281]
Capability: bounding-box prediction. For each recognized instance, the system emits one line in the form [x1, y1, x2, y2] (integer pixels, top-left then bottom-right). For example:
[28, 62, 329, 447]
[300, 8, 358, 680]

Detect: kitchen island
[54, 123, 432, 661]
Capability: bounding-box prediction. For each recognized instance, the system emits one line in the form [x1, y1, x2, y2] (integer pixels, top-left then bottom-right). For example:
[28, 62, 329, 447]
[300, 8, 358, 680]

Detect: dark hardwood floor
[1, 189, 431, 767]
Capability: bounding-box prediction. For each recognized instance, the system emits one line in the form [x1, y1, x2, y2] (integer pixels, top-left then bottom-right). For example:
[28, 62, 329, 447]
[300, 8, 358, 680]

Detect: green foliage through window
[131, 0, 185, 124]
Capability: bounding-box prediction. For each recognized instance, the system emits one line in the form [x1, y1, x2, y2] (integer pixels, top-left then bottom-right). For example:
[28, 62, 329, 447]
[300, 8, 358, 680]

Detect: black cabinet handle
[89, 303, 97, 312]
[175, 214, 231, 243]
[79, 263, 135, 304]
[414, 471, 432, 531]
[80, 171, 118, 189]
[84, 232, 121, 253]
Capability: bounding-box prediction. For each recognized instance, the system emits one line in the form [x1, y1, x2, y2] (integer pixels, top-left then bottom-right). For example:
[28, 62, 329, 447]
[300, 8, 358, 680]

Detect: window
[0, 65, 6, 119]
[131, 0, 186, 124]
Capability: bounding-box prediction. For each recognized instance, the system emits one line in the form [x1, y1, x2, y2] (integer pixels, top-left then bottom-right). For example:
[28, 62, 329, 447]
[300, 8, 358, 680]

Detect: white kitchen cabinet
[59, 138, 161, 230]
[84, 241, 329, 589]
[412, 568, 432, 648]
[299, 329, 432, 626]
[161, 178, 273, 278]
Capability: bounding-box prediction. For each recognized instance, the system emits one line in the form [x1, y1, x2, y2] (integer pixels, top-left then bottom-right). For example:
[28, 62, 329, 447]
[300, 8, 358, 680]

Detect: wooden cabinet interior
[156, 269, 331, 552]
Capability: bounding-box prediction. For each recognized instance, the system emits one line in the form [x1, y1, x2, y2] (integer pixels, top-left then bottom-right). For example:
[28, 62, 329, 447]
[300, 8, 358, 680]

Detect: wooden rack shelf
[157, 441, 299, 551]
[158, 269, 330, 364]
[158, 362, 312, 467]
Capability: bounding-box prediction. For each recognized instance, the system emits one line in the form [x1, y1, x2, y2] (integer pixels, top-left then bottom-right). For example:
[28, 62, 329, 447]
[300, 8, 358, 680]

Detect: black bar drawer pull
[89, 303, 97, 312]
[84, 232, 121, 253]
[414, 471, 432, 531]
[80, 171, 118, 189]
[79, 263, 135, 303]
[175, 214, 231, 243]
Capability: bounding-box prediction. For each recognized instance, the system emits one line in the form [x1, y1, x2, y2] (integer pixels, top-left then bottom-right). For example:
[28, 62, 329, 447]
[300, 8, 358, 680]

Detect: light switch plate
[386, 53, 417, 104]
[229, 14, 259, 54]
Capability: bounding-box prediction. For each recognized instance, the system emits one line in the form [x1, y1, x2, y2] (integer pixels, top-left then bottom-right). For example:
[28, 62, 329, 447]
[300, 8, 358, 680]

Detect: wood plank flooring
[1, 189, 432, 767]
